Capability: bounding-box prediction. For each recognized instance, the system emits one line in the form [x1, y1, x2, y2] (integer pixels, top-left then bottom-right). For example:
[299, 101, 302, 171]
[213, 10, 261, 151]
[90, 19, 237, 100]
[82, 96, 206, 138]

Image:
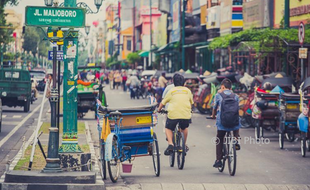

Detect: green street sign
[25, 6, 85, 28]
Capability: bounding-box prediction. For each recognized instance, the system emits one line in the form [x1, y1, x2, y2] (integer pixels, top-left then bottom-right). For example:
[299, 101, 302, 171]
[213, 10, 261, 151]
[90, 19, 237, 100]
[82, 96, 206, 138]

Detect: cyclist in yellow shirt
[158, 74, 194, 155]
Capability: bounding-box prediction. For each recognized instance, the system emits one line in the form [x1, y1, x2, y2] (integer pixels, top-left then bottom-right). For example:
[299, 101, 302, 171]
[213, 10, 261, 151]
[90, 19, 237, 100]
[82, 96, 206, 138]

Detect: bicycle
[159, 109, 186, 170]
[206, 116, 237, 176]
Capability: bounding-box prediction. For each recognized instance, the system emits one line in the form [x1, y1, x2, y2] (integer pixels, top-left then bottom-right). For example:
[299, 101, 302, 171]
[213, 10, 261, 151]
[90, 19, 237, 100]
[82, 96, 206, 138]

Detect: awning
[139, 51, 149, 57]
[183, 41, 209, 49]
[155, 41, 178, 54]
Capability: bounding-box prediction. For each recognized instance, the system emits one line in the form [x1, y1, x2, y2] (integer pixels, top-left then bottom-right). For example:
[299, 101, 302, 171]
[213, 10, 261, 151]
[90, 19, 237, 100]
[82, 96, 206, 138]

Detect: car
[30, 70, 46, 91]
[0, 98, 2, 132]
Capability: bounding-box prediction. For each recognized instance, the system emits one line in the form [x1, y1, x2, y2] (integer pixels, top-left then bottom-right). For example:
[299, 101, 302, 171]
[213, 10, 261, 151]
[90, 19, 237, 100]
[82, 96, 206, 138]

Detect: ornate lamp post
[43, 0, 103, 173]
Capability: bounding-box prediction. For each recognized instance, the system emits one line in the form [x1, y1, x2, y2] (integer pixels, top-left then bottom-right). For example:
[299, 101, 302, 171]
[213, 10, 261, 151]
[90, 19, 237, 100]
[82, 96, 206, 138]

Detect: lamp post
[43, 0, 103, 173]
[59, 0, 103, 154]
[181, 0, 188, 70]
[284, 0, 290, 29]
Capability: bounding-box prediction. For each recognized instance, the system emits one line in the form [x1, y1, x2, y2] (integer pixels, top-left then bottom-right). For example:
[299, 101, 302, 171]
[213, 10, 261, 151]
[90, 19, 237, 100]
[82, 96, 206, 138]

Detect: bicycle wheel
[218, 142, 226, 172]
[227, 139, 237, 176]
[301, 138, 306, 157]
[177, 131, 186, 170]
[107, 136, 120, 183]
[152, 133, 160, 176]
[169, 131, 176, 167]
[99, 139, 106, 180]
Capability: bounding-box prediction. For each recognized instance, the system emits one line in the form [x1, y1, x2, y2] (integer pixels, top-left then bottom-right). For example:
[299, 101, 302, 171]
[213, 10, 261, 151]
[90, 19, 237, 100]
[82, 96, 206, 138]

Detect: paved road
[0, 92, 49, 176]
[86, 87, 310, 188]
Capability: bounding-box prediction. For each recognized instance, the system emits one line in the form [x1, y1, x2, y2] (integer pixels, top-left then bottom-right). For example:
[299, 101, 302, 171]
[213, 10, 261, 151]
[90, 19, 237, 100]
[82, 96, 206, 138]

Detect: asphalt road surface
[85, 86, 310, 187]
[0, 92, 49, 176]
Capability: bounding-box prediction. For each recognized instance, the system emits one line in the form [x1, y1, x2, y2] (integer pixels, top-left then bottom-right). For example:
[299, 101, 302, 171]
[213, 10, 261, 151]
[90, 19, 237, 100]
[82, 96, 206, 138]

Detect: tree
[22, 27, 50, 57]
[127, 52, 141, 65]
[0, 0, 19, 45]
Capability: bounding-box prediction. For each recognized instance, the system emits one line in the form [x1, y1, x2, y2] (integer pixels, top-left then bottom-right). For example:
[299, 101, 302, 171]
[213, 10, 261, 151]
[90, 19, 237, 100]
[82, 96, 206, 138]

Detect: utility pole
[149, 0, 152, 69]
[181, 0, 186, 70]
[284, 0, 290, 29]
[133, 0, 136, 52]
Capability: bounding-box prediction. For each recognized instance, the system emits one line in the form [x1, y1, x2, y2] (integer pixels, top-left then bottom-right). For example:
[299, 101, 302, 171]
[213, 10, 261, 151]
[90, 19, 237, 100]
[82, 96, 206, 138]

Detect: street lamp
[85, 25, 90, 36]
[44, 0, 54, 6]
[94, 0, 103, 10]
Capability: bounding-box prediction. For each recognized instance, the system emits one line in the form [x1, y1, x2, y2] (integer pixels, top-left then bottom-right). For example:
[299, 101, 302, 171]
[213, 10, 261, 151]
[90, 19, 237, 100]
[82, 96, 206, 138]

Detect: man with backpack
[211, 79, 241, 168]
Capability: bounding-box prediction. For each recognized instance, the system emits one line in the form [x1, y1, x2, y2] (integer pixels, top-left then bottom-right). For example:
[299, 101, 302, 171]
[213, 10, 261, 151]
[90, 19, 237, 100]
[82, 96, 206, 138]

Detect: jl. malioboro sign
[25, 6, 85, 28]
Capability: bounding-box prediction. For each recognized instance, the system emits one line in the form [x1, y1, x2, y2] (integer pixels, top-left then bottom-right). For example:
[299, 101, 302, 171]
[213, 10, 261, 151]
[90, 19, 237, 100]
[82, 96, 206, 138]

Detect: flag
[101, 117, 111, 141]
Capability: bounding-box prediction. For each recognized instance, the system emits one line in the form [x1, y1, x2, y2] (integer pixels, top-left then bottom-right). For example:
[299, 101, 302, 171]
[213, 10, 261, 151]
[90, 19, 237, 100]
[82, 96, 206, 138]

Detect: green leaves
[209, 28, 310, 51]
[127, 51, 141, 65]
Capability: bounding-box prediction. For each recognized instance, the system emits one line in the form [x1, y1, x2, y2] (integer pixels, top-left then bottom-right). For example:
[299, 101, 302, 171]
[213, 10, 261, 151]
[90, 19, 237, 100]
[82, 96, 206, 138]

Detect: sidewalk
[105, 183, 310, 190]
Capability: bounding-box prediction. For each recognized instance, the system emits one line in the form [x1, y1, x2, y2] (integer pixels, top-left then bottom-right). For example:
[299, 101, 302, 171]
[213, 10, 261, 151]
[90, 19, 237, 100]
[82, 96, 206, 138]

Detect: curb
[104, 183, 310, 190]
[84, 121, 104, 186]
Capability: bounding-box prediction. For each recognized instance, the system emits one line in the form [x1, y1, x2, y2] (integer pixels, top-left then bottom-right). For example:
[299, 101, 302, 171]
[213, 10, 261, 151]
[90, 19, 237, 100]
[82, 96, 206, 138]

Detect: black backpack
[220, 92, 239, 128]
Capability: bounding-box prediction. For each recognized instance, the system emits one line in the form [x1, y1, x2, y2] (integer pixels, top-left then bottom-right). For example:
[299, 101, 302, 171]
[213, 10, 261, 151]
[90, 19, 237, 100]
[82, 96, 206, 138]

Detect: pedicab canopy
[302, 77, 310, 91]
[261, 77, 294, 92]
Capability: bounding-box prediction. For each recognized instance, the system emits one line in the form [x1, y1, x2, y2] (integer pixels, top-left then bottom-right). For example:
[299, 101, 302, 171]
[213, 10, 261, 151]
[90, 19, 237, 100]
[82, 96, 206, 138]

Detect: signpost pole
[43, 44, 62, 173]
[301, 45, 304, 81]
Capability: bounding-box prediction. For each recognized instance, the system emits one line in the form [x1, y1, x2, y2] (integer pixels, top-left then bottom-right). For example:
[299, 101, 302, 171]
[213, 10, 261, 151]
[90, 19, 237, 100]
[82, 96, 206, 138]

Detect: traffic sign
[299, 48, 308, 59]
[48, 51, 64, 61]
[299, 22, 305, 46]
[25, 6, 85, 28]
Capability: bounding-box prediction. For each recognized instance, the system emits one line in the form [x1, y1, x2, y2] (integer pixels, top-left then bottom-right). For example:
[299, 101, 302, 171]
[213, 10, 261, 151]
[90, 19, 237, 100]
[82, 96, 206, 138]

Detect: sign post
[299, 22, 305, 81]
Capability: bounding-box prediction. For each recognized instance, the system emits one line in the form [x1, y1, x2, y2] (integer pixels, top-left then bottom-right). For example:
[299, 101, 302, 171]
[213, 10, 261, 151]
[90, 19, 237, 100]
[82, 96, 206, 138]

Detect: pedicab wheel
[152, 133, 160, 176]
[218, 143, 226, 172]
[301, 138, 306, 157]
[99, 139, 107, 180]
[107, 136, 120, 183]
[176, 131, 186, 170]
[279, 132, 284, 149]
[286, 133, 295, 142]
[255, 126, 260, 140]
[227, 141, 237, 176]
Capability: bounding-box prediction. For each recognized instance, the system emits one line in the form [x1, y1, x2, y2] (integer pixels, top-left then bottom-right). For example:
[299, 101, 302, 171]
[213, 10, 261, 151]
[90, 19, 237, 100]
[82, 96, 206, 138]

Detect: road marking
[2, 122, 20, 125]
[0, 99, 47, 148]
[2, 115, 6, 118]
[12, 115, 22, 118]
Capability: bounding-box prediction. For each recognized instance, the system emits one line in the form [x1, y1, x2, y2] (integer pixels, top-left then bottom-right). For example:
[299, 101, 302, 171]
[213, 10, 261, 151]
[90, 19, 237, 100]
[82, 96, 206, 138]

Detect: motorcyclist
[127, 72, 141, 99]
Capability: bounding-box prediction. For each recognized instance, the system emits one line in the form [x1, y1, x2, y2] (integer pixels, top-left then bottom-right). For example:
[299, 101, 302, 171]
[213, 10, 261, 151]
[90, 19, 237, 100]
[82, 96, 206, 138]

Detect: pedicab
[278, 92, 300, 149]
[252, 77, 294, 140]
[97, 102, 160, 183]
[77, 66, 106, 119]
[298, 78, 310, 157]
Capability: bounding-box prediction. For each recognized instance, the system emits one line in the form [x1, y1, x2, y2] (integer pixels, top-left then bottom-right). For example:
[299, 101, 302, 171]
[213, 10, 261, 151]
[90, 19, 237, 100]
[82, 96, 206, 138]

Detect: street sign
[299, 22, 305, 46]
[48, 51, 64, 61]
[25, 6, 85, 28]
[299, 48, 308, 59]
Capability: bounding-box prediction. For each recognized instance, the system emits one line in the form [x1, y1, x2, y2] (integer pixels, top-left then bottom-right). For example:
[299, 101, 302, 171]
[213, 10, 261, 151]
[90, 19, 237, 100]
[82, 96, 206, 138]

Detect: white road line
[12, 115, 22, 118]
[0, 99, 47, 148]
[2, 115, 6, 118]
[2, 122, 20, 126]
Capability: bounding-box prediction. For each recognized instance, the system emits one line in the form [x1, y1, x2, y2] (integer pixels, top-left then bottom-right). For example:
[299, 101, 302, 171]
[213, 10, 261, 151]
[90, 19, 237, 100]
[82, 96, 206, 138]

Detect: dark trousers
[216, 129, 239, 160]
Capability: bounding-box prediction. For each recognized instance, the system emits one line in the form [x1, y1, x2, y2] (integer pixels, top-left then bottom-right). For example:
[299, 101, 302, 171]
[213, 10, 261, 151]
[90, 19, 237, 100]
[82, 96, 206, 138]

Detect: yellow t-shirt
[162, 86, 194, 119]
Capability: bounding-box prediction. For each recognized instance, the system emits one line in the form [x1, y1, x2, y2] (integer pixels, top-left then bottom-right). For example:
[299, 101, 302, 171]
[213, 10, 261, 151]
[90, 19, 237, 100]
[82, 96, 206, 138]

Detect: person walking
[210, 79, 241, 168]
[122, 71, 127, 91]
[46, 74, 53, 113]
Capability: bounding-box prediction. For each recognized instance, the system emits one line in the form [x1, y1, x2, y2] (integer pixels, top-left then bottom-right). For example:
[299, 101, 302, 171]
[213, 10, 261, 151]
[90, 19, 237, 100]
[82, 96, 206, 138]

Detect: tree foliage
[209, 28, 310, 52]
[0, 0, 19, 44]
[22, 27, 50, 57]
[126, 51, 141, 65]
